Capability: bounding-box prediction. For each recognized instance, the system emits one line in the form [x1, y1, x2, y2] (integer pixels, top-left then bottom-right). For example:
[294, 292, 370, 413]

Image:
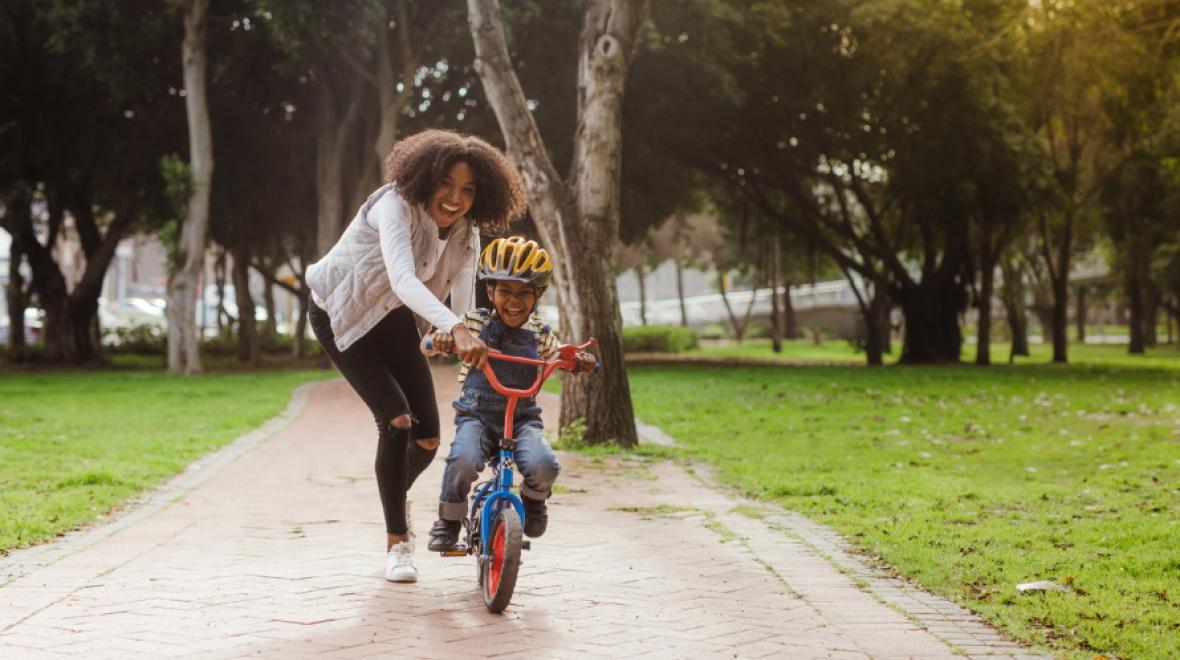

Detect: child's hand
[421, 331, 454, 356]
[574, 352, 597, 374]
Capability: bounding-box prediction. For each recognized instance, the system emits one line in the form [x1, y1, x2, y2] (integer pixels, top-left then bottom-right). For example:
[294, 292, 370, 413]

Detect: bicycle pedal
[439, 545, 468, 557]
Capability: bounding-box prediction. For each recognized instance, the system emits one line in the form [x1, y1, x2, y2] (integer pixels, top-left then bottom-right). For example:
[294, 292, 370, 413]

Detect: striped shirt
[457, 308, 561, 384]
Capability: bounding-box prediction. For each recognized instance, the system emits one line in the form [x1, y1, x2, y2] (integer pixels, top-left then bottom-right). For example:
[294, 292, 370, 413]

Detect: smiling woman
[304, 129, 526, 583]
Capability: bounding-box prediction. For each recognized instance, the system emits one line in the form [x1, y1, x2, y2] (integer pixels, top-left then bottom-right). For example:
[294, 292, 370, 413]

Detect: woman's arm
[449, 231, 478, 319]
[374, 193, 463, 332]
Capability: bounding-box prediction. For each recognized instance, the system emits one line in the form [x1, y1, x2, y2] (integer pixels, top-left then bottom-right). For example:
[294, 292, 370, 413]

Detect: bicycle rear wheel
[481, 507, 522, 613]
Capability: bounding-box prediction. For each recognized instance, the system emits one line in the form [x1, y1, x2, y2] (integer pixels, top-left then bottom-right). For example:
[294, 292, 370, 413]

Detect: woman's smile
[430, 161, 476, 228]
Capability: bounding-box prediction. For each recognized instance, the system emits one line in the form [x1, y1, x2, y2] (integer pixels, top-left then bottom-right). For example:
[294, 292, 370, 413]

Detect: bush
[0, 342, 46, 363]
[622, 325, 699, 353]
[202, 329, 322, 358]
[199, 330, 238, 357]
[104, 323, 166, 355]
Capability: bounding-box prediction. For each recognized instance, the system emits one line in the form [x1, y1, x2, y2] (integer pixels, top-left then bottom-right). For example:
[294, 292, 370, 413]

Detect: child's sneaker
[522, 496, 548, 538]
[385, 541, 417, 582]
[427, 519, 461, 551]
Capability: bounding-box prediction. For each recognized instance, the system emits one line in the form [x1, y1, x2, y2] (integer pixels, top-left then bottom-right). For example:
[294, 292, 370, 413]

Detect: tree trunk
[1043, 214, 1073, 364]
[71, 297, 101, 363]
[675, 257, 688, 327]
[1008, 312, 1029, 359]
[1144, 284, 1159, 347]
[1050, 273, 1069, 363]
[1075, 285, 1086, 343]
[5, 188, 132, 363]
[896, 279, 964, 363]
[293, 286, 309, 359]
[468, 0, 648, 447]
[262, 275, 277, 337]
[42, 293, 74, 362]
[168, 0, 214, 375]
[717, 272, 755, 342]
[5, 217, 27, 351]
[783, 280, 796, 340]
[214, 250, 227, 332]
[370, 0, 419, 175]
[315, 79, 364, 258]
[634, 264, 647, 326]
[770, 239, 783, 353]
[863, 286, 888, 367]
[976, 261, 995, 366]
[232, 247, 260, 365]
[1127, 267, 1145, 354]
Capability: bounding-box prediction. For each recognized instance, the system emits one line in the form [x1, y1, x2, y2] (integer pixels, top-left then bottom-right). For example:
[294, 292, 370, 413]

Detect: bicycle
[425, 337, 597, 612]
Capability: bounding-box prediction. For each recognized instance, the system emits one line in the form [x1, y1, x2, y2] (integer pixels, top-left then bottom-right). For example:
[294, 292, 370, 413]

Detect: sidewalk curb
[0, 379, 325, 587]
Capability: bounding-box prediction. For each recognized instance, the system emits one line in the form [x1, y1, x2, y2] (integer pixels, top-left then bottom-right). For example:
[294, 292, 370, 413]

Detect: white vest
[306, 184, 478, 352]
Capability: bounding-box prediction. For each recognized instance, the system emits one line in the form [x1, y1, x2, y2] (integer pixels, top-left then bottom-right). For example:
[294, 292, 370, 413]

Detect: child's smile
[488, 280, 538, 328]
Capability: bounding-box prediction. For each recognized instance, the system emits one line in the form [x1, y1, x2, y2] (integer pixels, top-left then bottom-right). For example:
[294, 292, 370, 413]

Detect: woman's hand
[421, 331, 453, 356]
[574, 352, 597, 374]
[451, 323, 489, 368]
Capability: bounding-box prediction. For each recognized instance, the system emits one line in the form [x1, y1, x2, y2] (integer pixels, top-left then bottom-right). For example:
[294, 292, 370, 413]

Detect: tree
[468, 0, 649, 446]
[644, 212, 725, 328]
[0, 0, 183, 362]
[166, 0, 214, 374]
[1016, 0, 1158, 363]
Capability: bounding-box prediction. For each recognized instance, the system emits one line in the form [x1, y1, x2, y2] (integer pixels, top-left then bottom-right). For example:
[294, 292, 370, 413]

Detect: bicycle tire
[481, 507, 522, 613]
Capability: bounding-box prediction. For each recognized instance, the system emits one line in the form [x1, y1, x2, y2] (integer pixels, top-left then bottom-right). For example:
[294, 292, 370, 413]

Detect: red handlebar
[477, 337, 596, 399]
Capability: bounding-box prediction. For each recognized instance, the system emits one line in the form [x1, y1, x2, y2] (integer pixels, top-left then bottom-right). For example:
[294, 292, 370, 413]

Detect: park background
[1, 1, 1179, 658]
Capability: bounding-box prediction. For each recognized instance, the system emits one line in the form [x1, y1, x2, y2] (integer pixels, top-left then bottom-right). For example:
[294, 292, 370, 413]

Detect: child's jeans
[438, 413, 561, 521]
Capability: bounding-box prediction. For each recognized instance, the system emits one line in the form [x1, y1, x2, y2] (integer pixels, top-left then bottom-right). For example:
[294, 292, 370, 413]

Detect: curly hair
[385, 129, 527, 234]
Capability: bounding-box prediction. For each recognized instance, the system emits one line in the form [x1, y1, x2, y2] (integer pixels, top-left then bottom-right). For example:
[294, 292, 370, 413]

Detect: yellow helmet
[478, 236, 553, 289]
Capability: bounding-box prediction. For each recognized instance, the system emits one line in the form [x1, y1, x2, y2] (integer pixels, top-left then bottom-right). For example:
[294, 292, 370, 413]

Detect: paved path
[0, 367, 1044, 658]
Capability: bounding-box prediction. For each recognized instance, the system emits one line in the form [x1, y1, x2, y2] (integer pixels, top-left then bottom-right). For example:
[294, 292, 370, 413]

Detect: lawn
[627, 352, 1180, 659]
[0, 364, 330, 552]
[690, 336, 1180, 368]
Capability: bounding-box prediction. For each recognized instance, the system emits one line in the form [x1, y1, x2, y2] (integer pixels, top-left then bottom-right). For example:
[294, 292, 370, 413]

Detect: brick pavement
[0, 367, 1046, 658]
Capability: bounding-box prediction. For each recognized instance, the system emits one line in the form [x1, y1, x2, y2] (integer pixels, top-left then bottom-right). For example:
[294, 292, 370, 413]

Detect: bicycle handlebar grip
[424, 338, 433, 351]
[593, 362, 601, 374]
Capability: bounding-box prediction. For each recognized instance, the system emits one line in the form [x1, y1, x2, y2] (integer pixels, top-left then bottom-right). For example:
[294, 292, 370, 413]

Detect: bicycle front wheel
[481, 507, 522, 613]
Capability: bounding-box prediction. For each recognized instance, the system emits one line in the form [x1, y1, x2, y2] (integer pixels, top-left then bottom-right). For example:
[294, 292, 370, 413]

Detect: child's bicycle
[425, 337, 597, 613]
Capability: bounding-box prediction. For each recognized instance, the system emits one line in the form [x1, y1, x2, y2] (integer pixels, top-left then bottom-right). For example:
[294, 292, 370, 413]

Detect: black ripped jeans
[309, 301, 439, 536]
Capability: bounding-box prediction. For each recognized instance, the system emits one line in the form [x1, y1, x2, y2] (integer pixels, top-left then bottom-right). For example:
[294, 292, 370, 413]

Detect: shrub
[622, 325, 699, 353]
[104, 323, 166, 355]
[553, 417, 588, 450]
[200, 330, 238, 357]
[0, 342, 46, 363]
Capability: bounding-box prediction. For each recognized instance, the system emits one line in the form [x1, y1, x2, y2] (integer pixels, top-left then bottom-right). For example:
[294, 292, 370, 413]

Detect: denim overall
[439, 311, 560, 521]
[452, 312, 545, 436]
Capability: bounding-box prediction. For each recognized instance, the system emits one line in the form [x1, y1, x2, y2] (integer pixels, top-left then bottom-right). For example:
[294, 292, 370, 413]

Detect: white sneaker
[385, 541, 417, 582]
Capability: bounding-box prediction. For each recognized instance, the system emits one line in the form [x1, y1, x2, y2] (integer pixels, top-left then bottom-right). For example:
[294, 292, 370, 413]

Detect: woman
[306, 129, 526, 582]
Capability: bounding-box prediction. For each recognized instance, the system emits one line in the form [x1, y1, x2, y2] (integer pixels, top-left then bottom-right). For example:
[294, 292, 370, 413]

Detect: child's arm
[534, 317, 596, 374]
[573, 351, 597, 374]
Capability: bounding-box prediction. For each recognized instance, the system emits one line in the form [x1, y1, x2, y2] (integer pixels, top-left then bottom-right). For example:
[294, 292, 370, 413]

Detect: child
[420, 236, 596, 551]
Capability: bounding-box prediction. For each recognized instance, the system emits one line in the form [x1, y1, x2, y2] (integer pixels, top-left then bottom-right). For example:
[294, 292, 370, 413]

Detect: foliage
[103, 323, 167, 355]
[622, 325, 700, 353]
[629, 355, 1180, 658]
[553, 417, 588, 451]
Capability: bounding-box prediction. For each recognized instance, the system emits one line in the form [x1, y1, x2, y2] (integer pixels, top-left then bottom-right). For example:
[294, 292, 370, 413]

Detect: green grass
[691, 337, 867, 362]
[688, 336, 1180, 368]
[627, 355, 1180, 659]
[0, 366, 330, 552]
